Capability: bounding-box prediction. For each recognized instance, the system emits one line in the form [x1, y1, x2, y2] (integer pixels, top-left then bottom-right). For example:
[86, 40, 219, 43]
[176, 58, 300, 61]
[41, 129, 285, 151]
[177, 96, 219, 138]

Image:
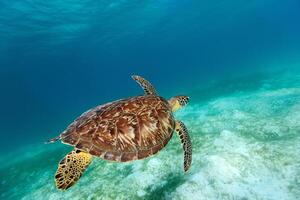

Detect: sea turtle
[47, 75, 192, 190]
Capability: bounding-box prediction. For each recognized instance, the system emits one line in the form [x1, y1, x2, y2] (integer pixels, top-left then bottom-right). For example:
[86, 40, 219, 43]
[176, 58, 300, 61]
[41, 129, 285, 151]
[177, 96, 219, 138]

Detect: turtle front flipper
[132, 75, 158, 96]
[175, 121, 192, 172]
[55, 150, 92, 190]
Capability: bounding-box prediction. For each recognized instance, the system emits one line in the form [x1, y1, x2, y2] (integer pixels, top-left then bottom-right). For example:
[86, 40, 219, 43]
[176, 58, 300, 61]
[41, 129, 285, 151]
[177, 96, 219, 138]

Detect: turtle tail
[45, 135, 61, 144]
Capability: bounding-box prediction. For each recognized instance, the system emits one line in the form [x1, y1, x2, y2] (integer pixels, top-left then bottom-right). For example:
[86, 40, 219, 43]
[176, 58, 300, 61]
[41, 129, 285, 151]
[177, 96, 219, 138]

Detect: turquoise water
[1, 0, 300, 199]
[1, 70, 300, 199]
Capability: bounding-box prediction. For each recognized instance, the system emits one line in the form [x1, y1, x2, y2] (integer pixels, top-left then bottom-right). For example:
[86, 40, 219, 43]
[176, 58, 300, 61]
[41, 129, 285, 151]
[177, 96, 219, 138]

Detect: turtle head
[168, 95, 189, 112]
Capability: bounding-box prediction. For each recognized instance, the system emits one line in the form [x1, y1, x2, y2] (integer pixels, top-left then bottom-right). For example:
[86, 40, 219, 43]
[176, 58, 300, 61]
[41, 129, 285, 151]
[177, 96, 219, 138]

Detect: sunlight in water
[1, 0, 300, 199]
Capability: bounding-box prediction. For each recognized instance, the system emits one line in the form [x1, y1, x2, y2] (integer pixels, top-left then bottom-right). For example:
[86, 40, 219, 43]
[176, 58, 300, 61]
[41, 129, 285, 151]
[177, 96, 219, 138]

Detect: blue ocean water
[0, 0, 300, 199]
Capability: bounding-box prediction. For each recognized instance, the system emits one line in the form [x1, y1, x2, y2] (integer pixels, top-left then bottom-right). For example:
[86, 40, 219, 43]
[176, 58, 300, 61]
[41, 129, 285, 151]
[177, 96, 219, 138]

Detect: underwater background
[0, 0, 300, 199]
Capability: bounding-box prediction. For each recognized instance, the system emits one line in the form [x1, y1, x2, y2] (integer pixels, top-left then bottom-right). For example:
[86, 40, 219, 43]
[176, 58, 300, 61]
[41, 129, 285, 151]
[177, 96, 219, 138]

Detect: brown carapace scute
[47, 75, 192, 190]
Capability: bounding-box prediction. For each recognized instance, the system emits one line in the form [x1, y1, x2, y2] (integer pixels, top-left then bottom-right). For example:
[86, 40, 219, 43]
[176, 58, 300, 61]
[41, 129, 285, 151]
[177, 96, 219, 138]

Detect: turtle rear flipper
[55, 150, 92, 190]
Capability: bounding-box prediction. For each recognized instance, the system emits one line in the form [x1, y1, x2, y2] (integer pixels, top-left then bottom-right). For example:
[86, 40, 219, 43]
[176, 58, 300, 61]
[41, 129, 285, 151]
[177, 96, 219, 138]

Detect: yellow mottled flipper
[55, 150, 92, 190]
[175, 121, 192, 172]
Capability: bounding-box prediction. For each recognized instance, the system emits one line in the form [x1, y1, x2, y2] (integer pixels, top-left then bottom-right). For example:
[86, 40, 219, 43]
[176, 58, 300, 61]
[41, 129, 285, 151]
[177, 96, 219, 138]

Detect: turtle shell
[60, 95, 175, 162]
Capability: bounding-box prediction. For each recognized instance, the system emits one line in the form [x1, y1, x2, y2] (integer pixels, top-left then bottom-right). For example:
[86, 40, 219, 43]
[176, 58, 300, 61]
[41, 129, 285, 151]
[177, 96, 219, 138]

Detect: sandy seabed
[1, 72, 300, 200]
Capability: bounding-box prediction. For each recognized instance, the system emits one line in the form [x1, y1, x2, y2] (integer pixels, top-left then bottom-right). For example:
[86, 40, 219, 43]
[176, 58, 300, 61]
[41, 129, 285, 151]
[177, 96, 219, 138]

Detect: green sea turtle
[47, 75, 192, 190]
